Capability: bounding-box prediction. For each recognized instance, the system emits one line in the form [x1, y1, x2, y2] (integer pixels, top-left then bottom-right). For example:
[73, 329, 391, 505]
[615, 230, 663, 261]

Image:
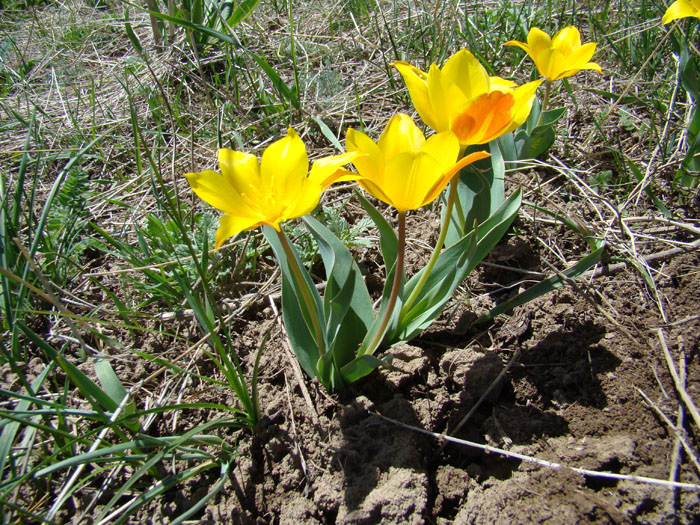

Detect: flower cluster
[186, 26, 601, 389]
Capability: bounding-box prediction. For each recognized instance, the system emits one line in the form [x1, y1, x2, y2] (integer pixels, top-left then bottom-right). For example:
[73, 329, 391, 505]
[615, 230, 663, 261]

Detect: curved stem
[365, 211, 406, 355]
[277, 228, 325, 356]
[400, 179, 459, 315]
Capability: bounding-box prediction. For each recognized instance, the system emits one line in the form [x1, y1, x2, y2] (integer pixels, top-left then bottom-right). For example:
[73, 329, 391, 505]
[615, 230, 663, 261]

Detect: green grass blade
[476, 247, 605, 324]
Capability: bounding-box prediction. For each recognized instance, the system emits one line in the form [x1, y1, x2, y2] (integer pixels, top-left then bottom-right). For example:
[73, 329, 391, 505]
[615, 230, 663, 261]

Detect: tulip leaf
[679, 36, 700, 102]
[94, 359, 140, 433]
[392, 189, 521, 342]
[340, 354, 392, 384]
[509, 98, 566, 161]
[475, 247, 605, 324]
[316, 351, 343, 390]
[263, 227, 324, 380]
[514, 126, 555, 161]
[446, 141, 507, 247]
[351, 193, 406, 356]
[303, 216, 374, 379]
[359, 261, 402, 355]
[393, 229, 478, 342]
[524, 98, 566, 135]
[356, 191, 398, 269]
[141, 8, 238, 45]
[191, 0, 203, 25]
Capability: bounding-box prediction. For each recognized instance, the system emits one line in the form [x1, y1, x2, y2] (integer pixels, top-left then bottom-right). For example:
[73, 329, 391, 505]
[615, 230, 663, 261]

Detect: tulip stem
[365, 211, 406, 355]
[400, 179, 458, 316]
[538, 80, 552, 126]
[277, 228, 326, 356]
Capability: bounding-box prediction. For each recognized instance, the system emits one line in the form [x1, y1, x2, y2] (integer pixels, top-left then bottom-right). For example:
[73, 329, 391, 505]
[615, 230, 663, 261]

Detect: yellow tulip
[185, 128, 358, 248]
[392, 50, 542, 146]
[505, 26, 602, 81]
[346, 114, 490, 213]
[662, 0, 700, 24]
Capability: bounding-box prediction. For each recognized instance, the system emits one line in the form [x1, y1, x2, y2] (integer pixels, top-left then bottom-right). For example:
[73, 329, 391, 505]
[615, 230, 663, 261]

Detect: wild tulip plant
[661, 2, 700, 188]
[186, 31, 604, 391]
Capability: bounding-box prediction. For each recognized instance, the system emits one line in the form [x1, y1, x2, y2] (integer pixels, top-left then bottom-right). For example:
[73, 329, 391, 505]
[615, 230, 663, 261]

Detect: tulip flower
[662, 0, 700, 24]
[185, 128, 358, 248]
[504, 26, 602, 82]
[346, 113, 491, 212]
[346, 114, 489, 354]
[392, 50, 542, 146]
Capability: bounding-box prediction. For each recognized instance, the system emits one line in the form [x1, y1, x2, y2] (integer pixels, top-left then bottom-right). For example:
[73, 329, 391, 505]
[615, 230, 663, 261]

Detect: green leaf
[94, 359, 140, 433]
[124, 16, 143, 55]
[226, 0, 260, 27]
[139, 6, 237, 45]
[395, 230, 477, 341]
[514, 126, 555, 160]
[355, 191, 397, 269]
[0, 360, 52, 488]
[310, 117, 343, 151]
[191, 0, 203, 25]
[303, 216, 374, 385]
[680, 37, 700, 101]
[340, 354, 392, 384]
[17, 322, 116, 416]
[247, 49, 300, 110]
[445, 141, 506, 247]
[263, 227, 324, 380]
[393, 189, 521, 342]
[476, 247, 605, 323]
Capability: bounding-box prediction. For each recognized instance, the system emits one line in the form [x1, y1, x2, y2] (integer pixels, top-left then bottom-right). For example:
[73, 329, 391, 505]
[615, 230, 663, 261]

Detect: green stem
[277, 228, 325, 356]
[537, 80, 552, 127]
[365, 211, 406, 355]
[400, 179, 459, 315]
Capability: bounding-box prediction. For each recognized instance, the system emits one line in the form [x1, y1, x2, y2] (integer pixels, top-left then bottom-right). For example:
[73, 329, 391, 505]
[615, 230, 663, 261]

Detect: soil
[134, 227, 700, 524]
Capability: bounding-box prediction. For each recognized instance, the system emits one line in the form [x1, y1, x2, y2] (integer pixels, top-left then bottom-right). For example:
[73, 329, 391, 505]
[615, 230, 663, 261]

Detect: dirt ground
[120, 202, 700, 524]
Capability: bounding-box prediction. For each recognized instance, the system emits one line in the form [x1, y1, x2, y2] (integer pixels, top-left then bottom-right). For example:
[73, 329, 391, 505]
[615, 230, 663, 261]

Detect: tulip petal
[489, 76, 517, 91]
[308, 151, 360, 189]
[260, 128, 309, 197]
[185, 169, 254, 215]
[347, 128, 385, 182]
[527, 27, 552, 56]
[420, 130, 460, 173]
[215, 213, 264, 249]
[451, 91, 516, 145]
[442, 49, 489, 101]
[509, 79, 544, 129]
[392, 61, 439, 131]
[218, 149, 260, 195]
[358, 178, 396, 210]
[552, 26, 582, 52]
[422, 150, 491, 206]
[503, 39, 530, 54]
[662, 0, 700, 23]
[283, 180, 323, 221]
[567, 42, 598, 70]
[383, 151, 442, 212]
[378, 114, 425, 161]
[426, 63, 454, 133]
